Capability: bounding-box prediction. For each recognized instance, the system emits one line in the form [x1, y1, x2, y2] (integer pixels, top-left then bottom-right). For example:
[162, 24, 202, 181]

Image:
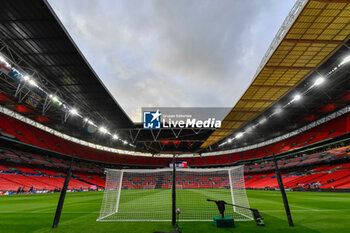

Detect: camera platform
[213, 216, 234, 228]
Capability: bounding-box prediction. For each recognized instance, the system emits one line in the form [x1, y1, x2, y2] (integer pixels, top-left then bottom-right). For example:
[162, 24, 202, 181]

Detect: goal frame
[97, 166, 253, 222]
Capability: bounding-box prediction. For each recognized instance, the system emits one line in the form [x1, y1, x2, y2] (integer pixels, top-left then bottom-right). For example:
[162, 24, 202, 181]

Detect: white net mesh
[97, 166, 253, 221]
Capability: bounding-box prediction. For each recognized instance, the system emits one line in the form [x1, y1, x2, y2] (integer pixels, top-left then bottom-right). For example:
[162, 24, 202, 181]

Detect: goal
[97, 166, 253, 222]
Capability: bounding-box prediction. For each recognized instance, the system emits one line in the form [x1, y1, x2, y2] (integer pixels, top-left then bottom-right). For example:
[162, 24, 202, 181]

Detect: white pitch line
[0, 212, 100, 214]
[1, 209, 350, 214]
[262, 209, 350, 213]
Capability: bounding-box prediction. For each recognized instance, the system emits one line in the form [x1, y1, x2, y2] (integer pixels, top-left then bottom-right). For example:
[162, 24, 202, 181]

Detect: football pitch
[0, 190, 349, 233]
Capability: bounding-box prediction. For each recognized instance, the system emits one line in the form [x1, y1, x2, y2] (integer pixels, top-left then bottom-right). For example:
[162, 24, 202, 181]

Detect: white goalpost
[97, 166, 253, 222]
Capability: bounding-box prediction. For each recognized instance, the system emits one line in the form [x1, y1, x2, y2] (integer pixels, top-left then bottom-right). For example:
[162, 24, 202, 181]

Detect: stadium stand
[1, 139, 350, 193]
[0, 110, 349, 168]
[0, 92, 349, 194]
[244, 165, 350, 190]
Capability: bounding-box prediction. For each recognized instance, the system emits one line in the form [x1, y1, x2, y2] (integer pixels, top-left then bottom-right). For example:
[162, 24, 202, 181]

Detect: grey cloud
[48, 0, 296, 122]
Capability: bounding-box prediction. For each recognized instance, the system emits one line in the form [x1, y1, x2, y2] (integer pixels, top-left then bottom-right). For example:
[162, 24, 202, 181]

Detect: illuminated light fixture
[0, 55, 6, 63]
[123, 140, 128, 144]
[259, 118, 267, 124]
[28, 79, 38, 87]
[227, 138, 232, 143]
[50, 95, 59, 102]
[23, 75, 30, 81]
[293, 94, 301, 102]
[340, 55, 350, 66]
[87, 120, 94, 125]
[314, 77, 325, 86]
[84, 118, 89, 122]
[246, 126, 253, 132]
[69, 108, 78, 115]
[0, 56, 10, 67]
[99, 126, 108, 134]
[235, 132, 243, 139]
[274, 107, 282, 115]
[112, 134, 119, 140]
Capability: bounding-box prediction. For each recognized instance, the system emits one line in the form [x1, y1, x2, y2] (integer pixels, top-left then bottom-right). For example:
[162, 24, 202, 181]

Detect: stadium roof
[202, 0, 350, 148]
[0, 0, 134, 131]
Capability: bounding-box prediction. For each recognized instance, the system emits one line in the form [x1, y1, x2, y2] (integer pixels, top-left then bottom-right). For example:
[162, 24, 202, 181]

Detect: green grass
[101, 189, 250, 221]
[0, 190, 350, 233]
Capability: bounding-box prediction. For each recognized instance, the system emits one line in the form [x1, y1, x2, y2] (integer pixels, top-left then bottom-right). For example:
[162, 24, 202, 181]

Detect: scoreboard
[169, 161, 188, 168]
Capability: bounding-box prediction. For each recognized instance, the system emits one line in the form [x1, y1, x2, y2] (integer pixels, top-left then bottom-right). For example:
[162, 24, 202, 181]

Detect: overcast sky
[48, 0, 296, 122]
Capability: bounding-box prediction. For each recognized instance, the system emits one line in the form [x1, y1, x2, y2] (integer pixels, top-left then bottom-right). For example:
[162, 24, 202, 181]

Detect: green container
[213, 216, 234, 228]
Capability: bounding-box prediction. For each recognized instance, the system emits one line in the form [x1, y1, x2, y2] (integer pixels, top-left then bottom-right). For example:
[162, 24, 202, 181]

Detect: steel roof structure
[202, 0, 350, 148]
[0, 0, 134, 131]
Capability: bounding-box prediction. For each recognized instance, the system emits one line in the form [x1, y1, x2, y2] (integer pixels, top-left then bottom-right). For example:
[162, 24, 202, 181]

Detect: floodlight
[219, 142, 226, 147]
[23, 75, 30, 81]
[314, 77, 325, 86]
[0, 56, 10, 67]
[274, 107, 282, 114]
[112, 134, 119, 140]
[340, 55, 350, 66]
[28, 79, 38, 87]
[69, 108, 78, 115]
[87, 120, 94, 125]
[227, 139, 232, 143]
[99, 126, 108, 134]
[123, 140, 128, 144]
[259, 118, 267, 124]
[84, 118, 89, 122]
[235, 132, 243, 139]
[51, 95, 59, 102]
[293, 94, 301, 102]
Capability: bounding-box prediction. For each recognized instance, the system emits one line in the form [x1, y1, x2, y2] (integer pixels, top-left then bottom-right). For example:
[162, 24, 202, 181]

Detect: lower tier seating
[245, 164, 350, 190]
[1, 161, 350, 194]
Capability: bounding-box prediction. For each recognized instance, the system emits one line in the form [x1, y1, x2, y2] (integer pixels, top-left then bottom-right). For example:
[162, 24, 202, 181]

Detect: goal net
[97, 166, 253, 221]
